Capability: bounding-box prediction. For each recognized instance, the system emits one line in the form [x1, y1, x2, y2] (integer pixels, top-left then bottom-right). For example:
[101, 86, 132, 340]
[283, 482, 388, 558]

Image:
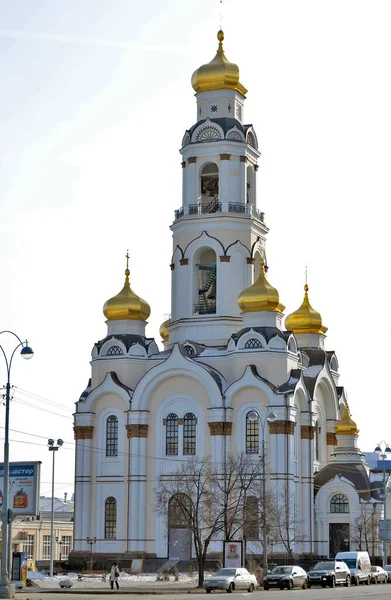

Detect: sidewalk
[18, 581, 207, 595]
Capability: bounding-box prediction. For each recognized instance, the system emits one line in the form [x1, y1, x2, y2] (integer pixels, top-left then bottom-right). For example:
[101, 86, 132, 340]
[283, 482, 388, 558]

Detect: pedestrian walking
[110, 563, 120, 590]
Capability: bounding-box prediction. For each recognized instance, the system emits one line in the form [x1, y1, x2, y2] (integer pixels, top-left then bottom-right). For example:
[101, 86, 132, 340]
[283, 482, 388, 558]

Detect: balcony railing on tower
[174, 199, 264, 222]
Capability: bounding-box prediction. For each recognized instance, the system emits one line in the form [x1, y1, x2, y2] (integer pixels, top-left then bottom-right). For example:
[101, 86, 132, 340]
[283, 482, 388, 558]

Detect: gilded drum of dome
[285, 284, 327, 335]
[159, 318, 170, 342]
[335, 402, 359, 436]
[238, 259, 285, 313]
[191, 30, 248, 95]
[103, 268, 150, 322]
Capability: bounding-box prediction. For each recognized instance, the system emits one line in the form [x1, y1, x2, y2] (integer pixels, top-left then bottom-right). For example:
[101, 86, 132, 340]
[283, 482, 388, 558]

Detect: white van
[335, 552, 371, 585]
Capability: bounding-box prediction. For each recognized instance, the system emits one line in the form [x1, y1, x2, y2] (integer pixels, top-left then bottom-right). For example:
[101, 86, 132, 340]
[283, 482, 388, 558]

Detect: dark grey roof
[95, 334, 155, 354]
[187, 117, 247, 138]
[230, 327, 291, 346]
[79, 379, 91, 402]
[314, 464, 372, 501]
[277, 369, 302, 395]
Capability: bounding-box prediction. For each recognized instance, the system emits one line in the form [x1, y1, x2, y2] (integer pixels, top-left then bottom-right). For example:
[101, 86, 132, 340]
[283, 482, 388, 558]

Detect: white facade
[72, 32, 383, 563]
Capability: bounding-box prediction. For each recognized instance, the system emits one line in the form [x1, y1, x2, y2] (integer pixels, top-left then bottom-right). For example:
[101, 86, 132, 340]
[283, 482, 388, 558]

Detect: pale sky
[1, 0, 390, 499]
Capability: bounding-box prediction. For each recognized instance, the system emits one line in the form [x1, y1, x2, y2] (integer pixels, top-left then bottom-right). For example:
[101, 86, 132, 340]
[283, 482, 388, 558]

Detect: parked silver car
[203, 568, 257, 593]
[370, 566, 387, 584]
[383, 565, 391, 582]
[263, 566, 308, 590]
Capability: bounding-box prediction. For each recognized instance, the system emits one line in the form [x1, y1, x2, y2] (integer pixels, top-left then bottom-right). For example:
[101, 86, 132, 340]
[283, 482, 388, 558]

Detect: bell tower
[168, 31, 269, 346]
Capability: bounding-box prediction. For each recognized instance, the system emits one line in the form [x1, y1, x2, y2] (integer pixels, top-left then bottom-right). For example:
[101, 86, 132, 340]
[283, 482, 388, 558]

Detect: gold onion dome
[335, 402, 359, 436]
[191, 30, 248, 95]
[103, 265, 150, 322]
[159, 318, 170, 342]
[285, 284, 327, 335]
[238, 259, 285, 313]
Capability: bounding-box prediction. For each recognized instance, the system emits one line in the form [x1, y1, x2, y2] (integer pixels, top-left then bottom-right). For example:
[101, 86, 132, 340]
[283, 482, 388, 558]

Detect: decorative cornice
[208, 422, 232, 436]
[179, 258, 189, 266]
[219, 255, 231, 263]
[181, 161, 186, 168]
[240, 155, 247, 163]
[220, 154, 231, 161]
[170, 263, 175, 270]
[74, 426, 94, 440]
[126, 424, 148, 438]
[301, 425, 315, 440]
[327, 432, 338, 446]
[269, 420, 296, 435]
[247, 257, 255, 264]
[188, 156, 197, 164]
[254, 164, 259, 171]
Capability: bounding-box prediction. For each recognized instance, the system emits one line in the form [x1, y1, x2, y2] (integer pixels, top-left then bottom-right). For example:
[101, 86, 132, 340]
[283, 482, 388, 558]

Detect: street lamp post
[86, 537, 96, 571]
[0, 331, 33, 599]
[375, 441, 391, 565]
[247, 406, 277, 571]
[48, 439, 63, 577]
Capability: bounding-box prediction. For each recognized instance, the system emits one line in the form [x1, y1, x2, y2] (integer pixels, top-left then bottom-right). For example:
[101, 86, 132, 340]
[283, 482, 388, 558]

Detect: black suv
[308, 560, 351, 588]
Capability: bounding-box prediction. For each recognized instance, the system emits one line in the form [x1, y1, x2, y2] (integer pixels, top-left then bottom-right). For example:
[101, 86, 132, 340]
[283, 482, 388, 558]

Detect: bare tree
[155, 454, 267, 586]
[351, 504, 378, 556]
[273, 485, 304, 562]
[155, 457, 225, 586]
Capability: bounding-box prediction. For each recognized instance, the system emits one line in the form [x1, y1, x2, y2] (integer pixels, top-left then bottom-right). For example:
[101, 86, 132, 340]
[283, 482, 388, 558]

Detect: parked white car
[370, 566, 387, 584]
[203, 568, 257, 593]
[384, 565, 391, 582]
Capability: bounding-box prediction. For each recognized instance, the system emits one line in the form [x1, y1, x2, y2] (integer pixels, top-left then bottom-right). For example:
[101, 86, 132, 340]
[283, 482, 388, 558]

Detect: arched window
[246, 412, 259, 454]
[244, 338, 262, 349]
[193, 247, 217, 315]
[168, 493, 192, 527]
[106, 415, 118, 457]
[244, 496, 259, 541]
[107, 345, 123, 356]
[166, 414, 178, 455]
[314, 421, 321, 462]
[183, 413, 196, 455]
[105, 497, 117, 538]
[330, 494, 349, 513]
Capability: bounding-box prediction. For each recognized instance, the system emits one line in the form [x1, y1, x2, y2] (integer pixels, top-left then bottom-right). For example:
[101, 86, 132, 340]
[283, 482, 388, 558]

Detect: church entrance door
[329, 523, 350, 557]
[169, 528, 191, 559]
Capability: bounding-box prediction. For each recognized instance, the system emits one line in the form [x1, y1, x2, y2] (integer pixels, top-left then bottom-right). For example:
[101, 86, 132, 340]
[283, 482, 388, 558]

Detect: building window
[22, 534, 35, 559]
[246, 412, 259, 454]
[42, 535, 51, 560]
[244, 496, 259, 541]
[330, 494, 349, 513]
[106, 415, 118, 457]
[183, 413, 196, 455]
[107, 345, 123, 356]
[244, 338, 262, 349]
[60, 536, 72, 559]
[314, 422, 320, 462]
[105, 497, 117, 539]
[185, 345, 195, 356]
[166, 413, 178, 455]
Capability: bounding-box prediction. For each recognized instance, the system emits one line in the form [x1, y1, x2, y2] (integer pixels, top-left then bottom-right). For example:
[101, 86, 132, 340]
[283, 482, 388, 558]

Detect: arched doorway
[168, 493, 192, 559]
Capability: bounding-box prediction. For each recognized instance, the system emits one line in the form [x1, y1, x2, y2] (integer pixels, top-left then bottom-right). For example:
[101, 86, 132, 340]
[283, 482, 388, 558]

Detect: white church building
[72, 31, 384, 566]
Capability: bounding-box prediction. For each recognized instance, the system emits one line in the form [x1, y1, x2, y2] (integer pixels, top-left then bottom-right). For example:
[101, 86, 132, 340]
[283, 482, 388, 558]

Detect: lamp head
[375, 445, 382, 453]
[48, 439, 54, 446]
[386, 446, 391, 454]
[21, 344, 34, 360]
[57, 439, 64, 447]
[247, 409, 259, 422]
[267, 409, 277, 422]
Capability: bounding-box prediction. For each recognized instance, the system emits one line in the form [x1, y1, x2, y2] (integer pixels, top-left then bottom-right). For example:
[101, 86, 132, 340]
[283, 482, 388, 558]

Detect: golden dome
[285, 284, 327, 335]
[103, 264, 150, 322]
[238, 259, 285, 313]
[335, 402, 359, 436]
[191, 30, 248, 95]
[159, 318, 170, 342]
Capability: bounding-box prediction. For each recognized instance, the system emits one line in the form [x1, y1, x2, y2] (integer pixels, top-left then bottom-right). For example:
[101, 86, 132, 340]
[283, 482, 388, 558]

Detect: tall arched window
[105, 497, 117, 538]
[166, 414, 178, 455]
[246, 412, 259, 454]
[244, 496, 259, 540]
[106, 415, 118, 457]
[314, 421, 320, 462]
[330, 494, 349, 513]
[183, 413, 196, 455]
